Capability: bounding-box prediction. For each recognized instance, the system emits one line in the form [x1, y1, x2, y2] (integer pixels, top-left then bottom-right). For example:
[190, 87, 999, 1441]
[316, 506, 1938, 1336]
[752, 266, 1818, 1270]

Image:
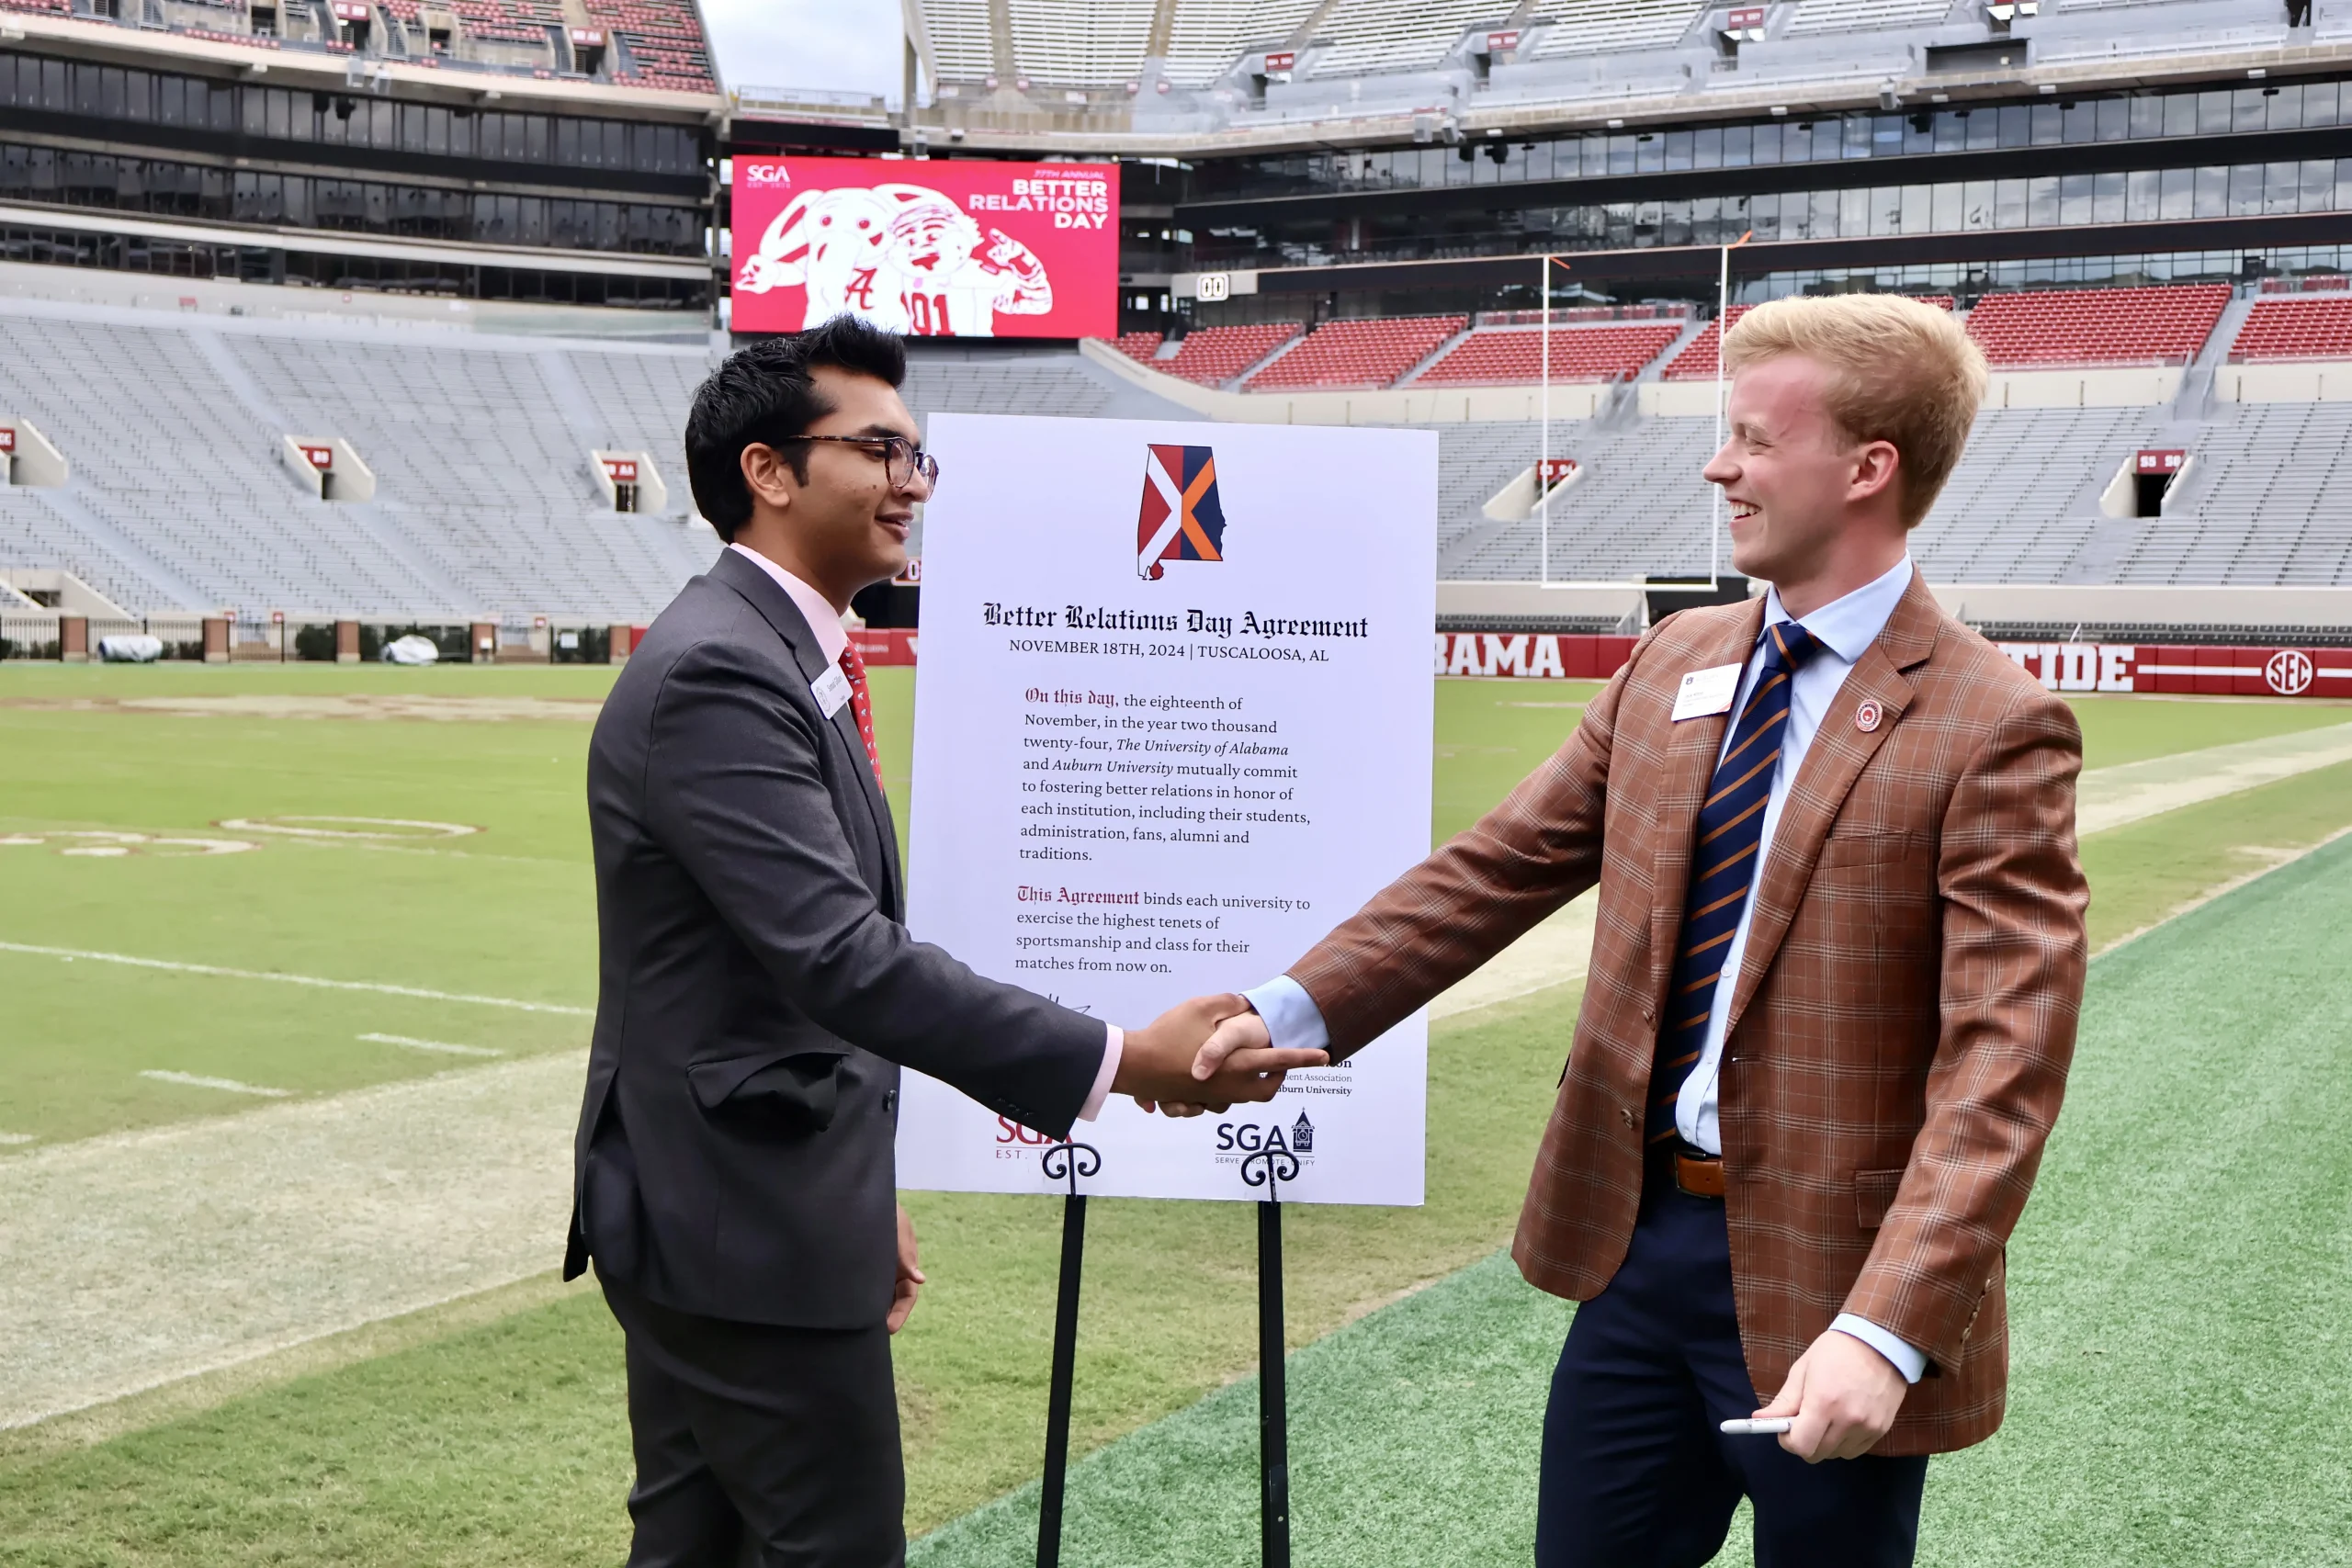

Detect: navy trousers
[1533, 1170, 1928, 1568]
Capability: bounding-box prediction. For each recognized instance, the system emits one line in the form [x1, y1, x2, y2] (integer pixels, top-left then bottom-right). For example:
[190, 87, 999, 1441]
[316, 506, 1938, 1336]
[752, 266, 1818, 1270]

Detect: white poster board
[898, 413, 1437, 1206]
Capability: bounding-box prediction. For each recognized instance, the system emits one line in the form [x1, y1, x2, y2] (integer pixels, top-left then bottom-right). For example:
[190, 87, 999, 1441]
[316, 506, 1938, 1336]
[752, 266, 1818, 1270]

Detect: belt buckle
[1673, 1150, 1726, 1200]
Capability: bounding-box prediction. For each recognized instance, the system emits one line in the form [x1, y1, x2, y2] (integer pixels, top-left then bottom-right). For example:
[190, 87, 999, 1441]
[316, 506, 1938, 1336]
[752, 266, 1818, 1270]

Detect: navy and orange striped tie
[1647, 622, 1821, 1146]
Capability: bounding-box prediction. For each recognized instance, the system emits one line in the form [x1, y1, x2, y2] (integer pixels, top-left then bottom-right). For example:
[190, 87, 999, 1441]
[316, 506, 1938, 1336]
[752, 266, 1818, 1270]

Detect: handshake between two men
[1106, 991, 1314, 1117]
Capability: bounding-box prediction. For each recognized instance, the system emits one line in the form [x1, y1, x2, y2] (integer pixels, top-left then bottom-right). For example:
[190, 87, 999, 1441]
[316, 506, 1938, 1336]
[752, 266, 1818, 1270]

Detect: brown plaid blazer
[1289, 571, 2086, 1454]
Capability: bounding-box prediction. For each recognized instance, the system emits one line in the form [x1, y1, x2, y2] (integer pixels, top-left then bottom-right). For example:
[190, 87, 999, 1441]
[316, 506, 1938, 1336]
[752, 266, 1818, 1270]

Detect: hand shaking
[1112, 992, 1324, 1116]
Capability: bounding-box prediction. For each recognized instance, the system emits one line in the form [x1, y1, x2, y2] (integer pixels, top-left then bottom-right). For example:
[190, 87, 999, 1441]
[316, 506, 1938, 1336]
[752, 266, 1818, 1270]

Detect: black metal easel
[1035, 1139, 1099, 1568]
[1240, 1145, 1301, 1568]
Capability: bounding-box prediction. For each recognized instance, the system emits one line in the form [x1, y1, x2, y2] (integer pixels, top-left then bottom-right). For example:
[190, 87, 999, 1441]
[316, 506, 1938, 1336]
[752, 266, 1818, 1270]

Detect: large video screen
[730, 155, 1116, 339]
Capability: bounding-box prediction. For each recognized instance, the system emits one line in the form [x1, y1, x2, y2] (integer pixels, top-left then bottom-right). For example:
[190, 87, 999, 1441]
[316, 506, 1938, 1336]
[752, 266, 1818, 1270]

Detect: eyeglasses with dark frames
[786, 434, 940, 494]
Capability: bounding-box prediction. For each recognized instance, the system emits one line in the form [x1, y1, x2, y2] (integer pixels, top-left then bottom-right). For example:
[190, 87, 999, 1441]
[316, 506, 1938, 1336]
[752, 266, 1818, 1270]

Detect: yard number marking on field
[0, 941, 593, 1017]
[359, 1032, 505, 1058]
[139, 1070, 293, 1098]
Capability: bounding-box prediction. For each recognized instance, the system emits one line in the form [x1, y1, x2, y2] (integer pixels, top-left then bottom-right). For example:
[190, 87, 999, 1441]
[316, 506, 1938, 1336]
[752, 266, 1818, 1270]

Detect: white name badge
[810, 664, 854, 718]
[1671, 662, 1745, 722]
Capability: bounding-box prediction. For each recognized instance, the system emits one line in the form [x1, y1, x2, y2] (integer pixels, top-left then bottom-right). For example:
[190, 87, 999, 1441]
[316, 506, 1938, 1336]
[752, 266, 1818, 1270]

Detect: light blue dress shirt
[1245, 554, 1928, 1383]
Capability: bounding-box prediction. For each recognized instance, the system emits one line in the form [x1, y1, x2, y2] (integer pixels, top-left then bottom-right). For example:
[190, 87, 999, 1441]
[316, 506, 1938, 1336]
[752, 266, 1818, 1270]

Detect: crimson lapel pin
[1855, 699, 1883, 733]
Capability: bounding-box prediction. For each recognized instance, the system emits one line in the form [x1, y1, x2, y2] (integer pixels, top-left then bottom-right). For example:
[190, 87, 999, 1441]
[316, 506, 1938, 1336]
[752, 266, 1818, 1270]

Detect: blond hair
[1722, 293, 1987, 528]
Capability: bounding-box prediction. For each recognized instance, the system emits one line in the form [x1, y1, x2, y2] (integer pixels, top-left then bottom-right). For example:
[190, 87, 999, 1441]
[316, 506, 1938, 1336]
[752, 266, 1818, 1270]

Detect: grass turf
[2, 665, 2348, 1564]
[918, 829, 2352, 1566]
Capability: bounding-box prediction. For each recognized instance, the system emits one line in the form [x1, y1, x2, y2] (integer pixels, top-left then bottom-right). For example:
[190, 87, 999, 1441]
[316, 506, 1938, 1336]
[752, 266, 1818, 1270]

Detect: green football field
[2, 660, 2349, 1566]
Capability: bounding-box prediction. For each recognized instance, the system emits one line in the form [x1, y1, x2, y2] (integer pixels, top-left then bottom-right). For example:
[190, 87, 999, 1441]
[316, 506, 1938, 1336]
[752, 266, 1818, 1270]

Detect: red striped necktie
[837, 641, 885, 795]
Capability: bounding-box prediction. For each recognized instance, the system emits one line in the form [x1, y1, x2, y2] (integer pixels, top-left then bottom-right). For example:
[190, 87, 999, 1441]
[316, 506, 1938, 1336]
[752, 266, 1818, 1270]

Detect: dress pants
[602, 1275, 905, 1568]
[1533, 1167, 1929, 1568]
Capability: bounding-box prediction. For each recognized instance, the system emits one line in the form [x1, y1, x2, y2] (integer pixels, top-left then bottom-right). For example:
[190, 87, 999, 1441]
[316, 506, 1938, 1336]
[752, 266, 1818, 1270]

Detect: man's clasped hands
[1104, 992, 1310, 1117]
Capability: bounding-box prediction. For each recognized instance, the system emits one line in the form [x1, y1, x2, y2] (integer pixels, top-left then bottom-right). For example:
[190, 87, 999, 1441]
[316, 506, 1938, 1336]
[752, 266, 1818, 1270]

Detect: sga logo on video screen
[729, 155, 1117, 340]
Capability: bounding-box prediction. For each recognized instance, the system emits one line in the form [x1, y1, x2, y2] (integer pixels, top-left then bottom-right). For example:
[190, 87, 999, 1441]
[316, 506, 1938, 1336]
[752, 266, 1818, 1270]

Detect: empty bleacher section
[1784, 0, 1957, 36]
[1413, 323, 1683, 386]
[1159, 322, 1303, 385]
[1966, 286, 2232, 367]
[900, 345, 1194, 419]
[1658, 308, 1753, 381]
[1308, 0, 1513, 77]
[1011, 0, 1156, 84]
[587, 0, 718, 93]
[913, 0, 1002, 81]
[1908, 406, 2154, 583]
[1113, 332, 1168, 364]
[0, 301, 714, 619]
[2127, 402, 2352, 586]
[1247, 316, 1466, 389]
[1441, 417, 1722, 580]
[1161, 0, 1325, 86]
[222, 332, 713, 618]
[1436, 389, 2352, 591]
[0, 0, 714, 92]
[2229, 297, 2352, 361]
[1526, 0, 1703, 58]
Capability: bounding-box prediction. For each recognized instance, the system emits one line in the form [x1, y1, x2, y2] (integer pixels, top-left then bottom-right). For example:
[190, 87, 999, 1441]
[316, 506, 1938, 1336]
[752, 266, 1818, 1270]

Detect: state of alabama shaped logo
[1136, 444, 1226, 581]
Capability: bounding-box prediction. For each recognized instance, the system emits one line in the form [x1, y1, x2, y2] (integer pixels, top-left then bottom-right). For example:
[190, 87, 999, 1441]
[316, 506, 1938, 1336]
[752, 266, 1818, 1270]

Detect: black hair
[683, 314, 909, 541]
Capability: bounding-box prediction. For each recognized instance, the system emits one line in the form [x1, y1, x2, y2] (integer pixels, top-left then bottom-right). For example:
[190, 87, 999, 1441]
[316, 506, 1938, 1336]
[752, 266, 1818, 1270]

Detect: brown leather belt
[1673, 1150, 1726, 1200]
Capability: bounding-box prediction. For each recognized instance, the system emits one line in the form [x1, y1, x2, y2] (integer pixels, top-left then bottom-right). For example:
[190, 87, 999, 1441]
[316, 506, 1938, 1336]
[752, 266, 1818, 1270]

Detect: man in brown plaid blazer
[1173, 295, 2089, 1565]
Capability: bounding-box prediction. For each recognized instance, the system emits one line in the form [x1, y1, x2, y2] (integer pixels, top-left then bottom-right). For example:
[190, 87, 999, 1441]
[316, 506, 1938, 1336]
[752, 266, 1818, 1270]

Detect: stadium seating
[1161, 0, 1324, 87]
[1527, 0, 1704, 59]
[1011, 0, 1156, 83]
[1158, 321, 1303, 385]
[1308, 0, 1515, 78]
[1111, 332, 1167, 364]
[1655, 296, 1957, 380]
[1658, 307, 1753, 381]
[2125, 402, 2352, 586]
[0, 303, 716, 619]
[1785, 0, 1954, 35]
[1964, 285, 2232, 368]
[1412, 323, 1683, 385]
[1244, 316, 1466, 389]
[2228, 297, 2352, 361]
[582, 0, 716, 92]
[915, 0, 1001, 82]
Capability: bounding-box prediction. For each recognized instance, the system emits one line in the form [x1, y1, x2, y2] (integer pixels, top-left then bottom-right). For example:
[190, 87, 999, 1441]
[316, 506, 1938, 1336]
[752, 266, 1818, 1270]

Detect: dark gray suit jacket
[564, 547, 1106, 1328]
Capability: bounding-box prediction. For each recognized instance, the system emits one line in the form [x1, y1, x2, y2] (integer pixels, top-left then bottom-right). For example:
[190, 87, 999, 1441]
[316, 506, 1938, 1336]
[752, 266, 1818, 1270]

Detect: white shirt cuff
[1830, 1313, 1928, 1384]
[1076, 1024, 1121, 1122]
[1240, 976, 1331, 1054]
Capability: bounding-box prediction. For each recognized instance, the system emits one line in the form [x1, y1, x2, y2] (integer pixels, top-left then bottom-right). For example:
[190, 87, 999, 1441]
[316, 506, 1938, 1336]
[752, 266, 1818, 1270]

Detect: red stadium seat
[1157, 322, 1303, 386]
[2228, 297, 2352, 362]
[1413, 323, 1682, 386]
[1964, 285, 2230, 368]
[1244, 315, 1467, 390]
[1108, 331, 1165, 365]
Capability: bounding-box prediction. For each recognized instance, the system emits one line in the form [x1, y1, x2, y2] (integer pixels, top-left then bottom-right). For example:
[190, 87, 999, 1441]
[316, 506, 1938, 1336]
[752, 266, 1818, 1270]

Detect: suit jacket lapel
[1646, 598, 1769, 1004]
[1722, 573, 1942, 1040]
[709, 551, 899, 908]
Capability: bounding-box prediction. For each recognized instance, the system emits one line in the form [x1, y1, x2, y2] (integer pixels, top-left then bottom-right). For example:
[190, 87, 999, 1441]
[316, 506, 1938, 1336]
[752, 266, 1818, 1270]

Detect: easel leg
[1037, 1191, 1087, 1568]
[1258, 1197, 1291, 1568]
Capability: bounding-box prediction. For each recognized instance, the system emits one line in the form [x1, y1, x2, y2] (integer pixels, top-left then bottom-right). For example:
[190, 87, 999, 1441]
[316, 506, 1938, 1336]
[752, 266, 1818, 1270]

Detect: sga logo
[1213, 1111, 1317, 1156]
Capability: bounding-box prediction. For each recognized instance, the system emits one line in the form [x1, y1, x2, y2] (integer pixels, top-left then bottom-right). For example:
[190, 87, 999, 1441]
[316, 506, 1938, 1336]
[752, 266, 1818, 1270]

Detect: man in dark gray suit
[565, 317, 1319, 1566]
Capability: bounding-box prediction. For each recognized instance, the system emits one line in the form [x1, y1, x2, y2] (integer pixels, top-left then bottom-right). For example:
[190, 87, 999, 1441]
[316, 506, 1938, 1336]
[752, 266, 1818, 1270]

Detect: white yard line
[7, 721, 2350, 1433]
[0, 1052, 585, 1430]
[2075, 720, 2352, 837]
[359, 1032, 504, 1058]
[1430, 720, 2352, 1021]
[0, 941, 591, 1016]
[139, 1071, 291, 1098]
